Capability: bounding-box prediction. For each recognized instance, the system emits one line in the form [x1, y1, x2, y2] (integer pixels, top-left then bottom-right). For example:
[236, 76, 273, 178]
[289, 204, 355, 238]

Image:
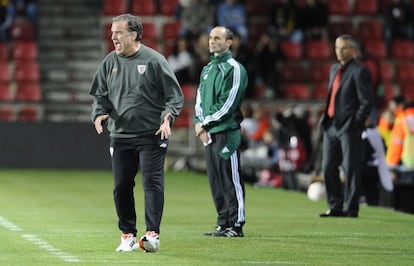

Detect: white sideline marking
[0, 215, 80, 263]
[0, 215, 22, 231]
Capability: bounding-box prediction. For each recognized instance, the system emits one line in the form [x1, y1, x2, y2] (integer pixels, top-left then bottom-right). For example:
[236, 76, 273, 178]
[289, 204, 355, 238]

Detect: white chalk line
[0, 215, 80, 263]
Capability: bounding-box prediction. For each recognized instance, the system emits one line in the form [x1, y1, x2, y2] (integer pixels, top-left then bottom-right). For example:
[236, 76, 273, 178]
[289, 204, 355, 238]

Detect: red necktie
[327, 68, 342, 117]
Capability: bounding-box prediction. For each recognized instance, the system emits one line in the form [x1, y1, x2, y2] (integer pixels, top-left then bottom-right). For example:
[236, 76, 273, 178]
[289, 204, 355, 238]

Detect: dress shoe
[319, 209, 346, 217]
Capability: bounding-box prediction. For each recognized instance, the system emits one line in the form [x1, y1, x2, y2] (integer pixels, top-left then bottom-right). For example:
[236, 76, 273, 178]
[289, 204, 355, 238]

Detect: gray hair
[112, 14, 143, 41]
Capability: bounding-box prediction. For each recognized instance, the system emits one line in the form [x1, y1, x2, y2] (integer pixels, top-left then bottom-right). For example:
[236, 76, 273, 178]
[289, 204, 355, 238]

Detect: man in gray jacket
[90, 14, 183, 252]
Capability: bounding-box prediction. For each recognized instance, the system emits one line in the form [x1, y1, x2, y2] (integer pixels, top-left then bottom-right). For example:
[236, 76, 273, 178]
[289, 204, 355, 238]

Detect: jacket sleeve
[157, 59, 184, 124]
[201, 64, 247, 129]
[89, 63, 113, 122]
[354, 66, 374, 127]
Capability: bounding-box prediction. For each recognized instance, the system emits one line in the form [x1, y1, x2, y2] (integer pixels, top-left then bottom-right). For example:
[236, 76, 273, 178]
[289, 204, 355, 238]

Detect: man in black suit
[319, 34, 374, 218]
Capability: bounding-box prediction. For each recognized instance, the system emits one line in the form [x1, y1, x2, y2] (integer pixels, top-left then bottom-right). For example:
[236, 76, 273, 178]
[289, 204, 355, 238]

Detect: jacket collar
[211, 51, 232, 63]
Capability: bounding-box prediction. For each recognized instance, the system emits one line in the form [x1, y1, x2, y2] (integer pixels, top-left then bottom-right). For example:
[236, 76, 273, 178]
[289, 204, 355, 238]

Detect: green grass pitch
[0, 169, 413, 265]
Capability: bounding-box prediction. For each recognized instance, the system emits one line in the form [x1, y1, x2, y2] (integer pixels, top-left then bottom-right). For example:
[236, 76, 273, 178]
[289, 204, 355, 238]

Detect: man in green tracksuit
[90, 14, 183, 252]
[195, 26, 248, 237]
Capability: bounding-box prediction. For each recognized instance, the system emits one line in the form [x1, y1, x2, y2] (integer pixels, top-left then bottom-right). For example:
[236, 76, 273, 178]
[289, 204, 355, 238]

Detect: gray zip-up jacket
[90, 45, 184, 137]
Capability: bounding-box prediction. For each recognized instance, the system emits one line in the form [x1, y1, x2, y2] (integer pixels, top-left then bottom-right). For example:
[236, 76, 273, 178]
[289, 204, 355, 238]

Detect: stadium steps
[37, 0, 104, 122]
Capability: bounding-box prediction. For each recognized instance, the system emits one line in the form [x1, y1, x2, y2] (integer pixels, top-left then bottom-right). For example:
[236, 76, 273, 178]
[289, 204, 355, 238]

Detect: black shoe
[203, 226, 226, 236]
[319, 209, 346, 217]
[212, 227, 244, 237]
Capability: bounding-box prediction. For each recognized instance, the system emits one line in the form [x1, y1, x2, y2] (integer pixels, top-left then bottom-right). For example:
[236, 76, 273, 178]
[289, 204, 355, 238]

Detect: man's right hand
[94, 114, 109, 134]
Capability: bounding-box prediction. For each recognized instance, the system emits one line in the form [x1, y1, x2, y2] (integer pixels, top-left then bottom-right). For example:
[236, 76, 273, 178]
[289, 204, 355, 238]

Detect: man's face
[208, 27, 231, 56]
[335, 38, 354, 64]
[111, 20, 137, 56]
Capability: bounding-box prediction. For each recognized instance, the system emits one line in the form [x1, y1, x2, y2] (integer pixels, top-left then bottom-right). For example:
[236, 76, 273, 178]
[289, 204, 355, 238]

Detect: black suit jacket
[321, 59, 374, 134]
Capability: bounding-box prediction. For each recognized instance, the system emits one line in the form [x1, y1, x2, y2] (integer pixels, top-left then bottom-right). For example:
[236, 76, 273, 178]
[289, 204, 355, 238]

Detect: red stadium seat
[0, 42, 8, 62]
[174, 106, 192, 128]
[354, 0, 378, 16]
[400, 84, 414, 101]
[17, 106, 39, 121]
[283, 83, 311, 99]
[313, 83, 328, 100]
[12, 41, 38, 62]
[142, 22, 158, 41]
[379, 61, 394, 83]
[328, 21, 354, 40]
[382, 83, 398, 103]
[357, 20, 383, 41]
[162, 22, 181, 40]
[131, 0, 156, 16]
[143, 39, 160, 52]
[159, 0, 179, 16]
[103, 23, 112, 41]
[364, 40, 387, 59]
[14, 62, 40, 83]
[245, 0, 266, 15]
[10, 21, 35, 41]
[103, 0, 127, 16]
[361, 59, 379, 86]
[15, 82, 42, 102]
[0, 83, 12, 101]
[0, 63, 11, 83]
[280, 41, 303, 61]
[181, 83, 196, 102]
[390, 40, 414, 60]
[327, 0, 351, 16]
[0, 106, 14, 121]
[304, 40, 331, 61]
[395, 63, 414, 83]
[309, 63, 331, 82]
[279, 63, 306, 83]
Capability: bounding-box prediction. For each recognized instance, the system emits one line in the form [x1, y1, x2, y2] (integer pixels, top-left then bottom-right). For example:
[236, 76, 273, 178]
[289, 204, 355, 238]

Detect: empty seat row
[0, 105, 40, 121]
[0, 62, 40, 83]
[327, 0, 379, 16]
[278, 81, 414, 102]
[103, 0, 178, 17]
[278, 61, 414, 84]
[0, 82, 41, 102]
[0, 41, 38, 62]
[279, 39, 414, 61]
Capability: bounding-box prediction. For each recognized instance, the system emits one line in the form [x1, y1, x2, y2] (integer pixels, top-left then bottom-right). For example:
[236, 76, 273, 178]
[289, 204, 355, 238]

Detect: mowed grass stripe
[0, 169, 413, 266]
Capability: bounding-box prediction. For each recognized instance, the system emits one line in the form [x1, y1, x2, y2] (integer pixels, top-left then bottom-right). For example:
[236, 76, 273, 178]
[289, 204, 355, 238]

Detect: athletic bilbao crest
[137, 65, 146, 74]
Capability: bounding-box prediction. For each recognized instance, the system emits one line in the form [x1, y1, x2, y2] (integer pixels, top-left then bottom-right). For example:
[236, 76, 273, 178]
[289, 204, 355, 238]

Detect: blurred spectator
[383, 0, 414, 49]
[298, 0, 328, 41]
[354, 40, 381, 119]
[13, 0, 37, 24]
[252, 30, 285, 98]
[275, 106, 311, 190]
[0, 0, 15, 42]
[216, 0, 248, 44]
[167, 37, 195, 84]
[377, 95, 405, 148]
[268, 0, 303, 43]
[386, 101, 414, 170]
[193, 33, 211, 83]
[240, 107, 277, 184]
[247, 105, 270, 144]
[240, 102, 258, 150]
[361, 114, 393, 206]
[178, 0, 214, 40]
[230, 31, 254, 95]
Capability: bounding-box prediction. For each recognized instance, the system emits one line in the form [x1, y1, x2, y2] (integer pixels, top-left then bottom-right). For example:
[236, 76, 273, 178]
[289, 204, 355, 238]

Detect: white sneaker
[115, 233, 139, 252]
[139, 231, 160, 252]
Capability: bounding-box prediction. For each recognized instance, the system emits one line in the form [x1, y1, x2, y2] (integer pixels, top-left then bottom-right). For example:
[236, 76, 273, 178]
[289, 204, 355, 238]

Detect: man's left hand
[156, 113, 172, 140]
